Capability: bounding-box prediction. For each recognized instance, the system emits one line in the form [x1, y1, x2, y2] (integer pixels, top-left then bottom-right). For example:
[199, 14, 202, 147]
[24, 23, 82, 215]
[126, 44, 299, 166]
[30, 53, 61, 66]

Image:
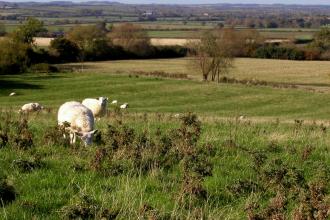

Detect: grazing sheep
[120, 103, 128, 109]
[239, 115, 246, 120]
[58, 101, 97, 146]
[82, 97, 108, 120]
[111, 100, 118, 104]
[19, 103, 44, 113]
[9, 92, 16, 96]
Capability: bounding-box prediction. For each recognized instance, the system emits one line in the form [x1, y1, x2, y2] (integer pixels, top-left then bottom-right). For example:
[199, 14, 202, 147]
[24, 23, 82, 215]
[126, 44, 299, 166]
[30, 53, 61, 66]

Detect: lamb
[82, 97, 108, 120]
[120, 103, 128, 109]
[19, 103, 44, 113]
[9, 92, 16, 96]
[111, 100, 118, 105]
[57, 101, 97, 146]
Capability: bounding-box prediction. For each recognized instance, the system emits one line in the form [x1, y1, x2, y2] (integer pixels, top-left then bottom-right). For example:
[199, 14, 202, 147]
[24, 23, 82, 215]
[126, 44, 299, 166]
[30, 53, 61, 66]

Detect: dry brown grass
[34, 37, 192, 47]
[61, 58, 330, 90]
[34, 37, 53, 47]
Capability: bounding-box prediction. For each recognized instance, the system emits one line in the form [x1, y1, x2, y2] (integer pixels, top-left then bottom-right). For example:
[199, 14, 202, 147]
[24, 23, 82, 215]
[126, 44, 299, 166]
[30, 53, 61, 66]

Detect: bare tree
[189, 30, 234, 82]
[109, 23, 151, 57]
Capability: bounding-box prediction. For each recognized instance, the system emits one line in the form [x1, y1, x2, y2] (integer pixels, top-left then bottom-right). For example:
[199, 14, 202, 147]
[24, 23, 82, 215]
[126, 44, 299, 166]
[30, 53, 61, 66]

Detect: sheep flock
[17, 96, 128, 146]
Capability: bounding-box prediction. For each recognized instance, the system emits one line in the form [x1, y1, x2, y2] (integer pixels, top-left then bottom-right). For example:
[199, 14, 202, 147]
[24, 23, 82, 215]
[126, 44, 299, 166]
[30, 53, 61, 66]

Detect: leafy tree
[49, 38, 80, 63]
[0, 38, 30, 74]
[312, 28, 330, 51]
[66, 25, 111, 68]
[11, 17, 46, 44]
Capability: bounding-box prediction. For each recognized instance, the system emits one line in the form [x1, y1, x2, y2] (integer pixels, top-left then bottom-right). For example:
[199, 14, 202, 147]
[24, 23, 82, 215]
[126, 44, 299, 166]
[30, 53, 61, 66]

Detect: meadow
[62, 58, 330, 92]
[0, 57, 329, 219]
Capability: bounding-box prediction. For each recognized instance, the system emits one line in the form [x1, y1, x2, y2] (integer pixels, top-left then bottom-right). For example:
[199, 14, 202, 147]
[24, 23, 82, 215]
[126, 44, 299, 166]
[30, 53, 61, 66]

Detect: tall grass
[0, 110, 328, 219]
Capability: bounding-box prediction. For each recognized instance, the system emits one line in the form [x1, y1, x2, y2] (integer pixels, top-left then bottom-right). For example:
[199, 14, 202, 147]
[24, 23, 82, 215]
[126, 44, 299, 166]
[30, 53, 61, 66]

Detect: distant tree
[217, 23, 224, 29]
[312, 28, 330, 52]
[49, 38, 80, 63]
[188, 30, 234, 82]
[311, 27, 330, 60]
[0, 37, 30, 74]
[11, 17, 46, 44]
[109, 23, 151, 57]
[66, 25, 111, 67]
[95, 20, 109, 33]
[0, 22, 6, 36]
[266, 20, 279, 28]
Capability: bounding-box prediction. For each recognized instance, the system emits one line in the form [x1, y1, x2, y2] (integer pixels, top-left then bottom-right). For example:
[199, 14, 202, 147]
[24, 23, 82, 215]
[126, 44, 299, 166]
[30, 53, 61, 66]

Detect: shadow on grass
[0, 79, 43, 95]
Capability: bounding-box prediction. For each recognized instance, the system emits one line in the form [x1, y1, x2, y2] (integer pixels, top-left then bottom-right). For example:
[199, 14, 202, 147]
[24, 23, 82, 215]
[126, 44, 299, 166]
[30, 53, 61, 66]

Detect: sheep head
[98, 97, 108, 104]
[75, 129, 98, 146]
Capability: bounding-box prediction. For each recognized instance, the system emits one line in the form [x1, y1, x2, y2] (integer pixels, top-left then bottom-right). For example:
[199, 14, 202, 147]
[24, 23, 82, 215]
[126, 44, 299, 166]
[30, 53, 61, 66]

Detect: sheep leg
[69, 132, 76, 145]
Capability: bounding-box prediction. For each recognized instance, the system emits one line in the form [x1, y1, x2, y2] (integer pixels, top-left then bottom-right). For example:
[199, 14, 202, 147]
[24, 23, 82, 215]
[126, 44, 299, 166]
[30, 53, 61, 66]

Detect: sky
[4, 0, 330, 4]
[120, 0, 330, 4]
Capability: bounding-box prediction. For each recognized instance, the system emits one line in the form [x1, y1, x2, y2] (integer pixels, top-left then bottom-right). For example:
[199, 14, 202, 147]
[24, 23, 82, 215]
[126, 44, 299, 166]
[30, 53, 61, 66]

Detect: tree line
[0, 18, 187, 74]
[0, 18, 329, 82]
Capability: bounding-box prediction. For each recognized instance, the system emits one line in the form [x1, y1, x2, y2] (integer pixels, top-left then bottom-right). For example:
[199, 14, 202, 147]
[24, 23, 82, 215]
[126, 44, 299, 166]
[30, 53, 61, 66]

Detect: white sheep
[9, 92, 16, 96]
[239, 115, 246, 120]
[58, 101, 97, 146]
[120, 103, 128, 109]
[111, 100, 118, 104]
[82, 97, 108, 120]
[19, 103, 44, 113]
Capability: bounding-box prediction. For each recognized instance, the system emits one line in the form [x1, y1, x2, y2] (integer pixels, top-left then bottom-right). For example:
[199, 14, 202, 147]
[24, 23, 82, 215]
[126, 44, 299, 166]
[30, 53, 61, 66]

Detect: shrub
[0, 38, 30, 74]
[254, 44, 305, 60]
[60, 192, 118, 219]
[43, 124, 70, 147]
[0, 176, 16, 206]
[151, 45, 187, 58]
[29, 63, 58, 73]
[49, 38, 80, 63]
[12, 156, 45, 173]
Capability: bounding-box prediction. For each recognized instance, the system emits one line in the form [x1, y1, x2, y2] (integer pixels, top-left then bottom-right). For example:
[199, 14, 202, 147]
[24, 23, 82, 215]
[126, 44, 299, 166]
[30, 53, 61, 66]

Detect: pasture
[62, 58, 330, 91]
[0, 57, 329, 219]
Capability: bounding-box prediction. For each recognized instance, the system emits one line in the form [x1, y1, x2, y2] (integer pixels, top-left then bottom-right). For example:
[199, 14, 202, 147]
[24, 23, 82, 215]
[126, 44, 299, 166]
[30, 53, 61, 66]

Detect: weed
[301, 145, 315, 161]
[12, 118, 34, 150]
[43, 124, 70, 147]
[0, 131, 8, 148]
[293, 181, 330, 220]
[0, 177, 16, 206]
[228, 180, 261, 197]
[60, 192, 118, 219]
[12, 156, 45, 173]
[261, 159, 306, 191]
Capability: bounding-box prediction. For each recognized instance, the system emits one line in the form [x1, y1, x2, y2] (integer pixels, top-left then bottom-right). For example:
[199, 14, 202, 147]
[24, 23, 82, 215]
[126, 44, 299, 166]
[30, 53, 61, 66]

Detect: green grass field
[0, 58, 329, 219]
[2, 71, 330, 119]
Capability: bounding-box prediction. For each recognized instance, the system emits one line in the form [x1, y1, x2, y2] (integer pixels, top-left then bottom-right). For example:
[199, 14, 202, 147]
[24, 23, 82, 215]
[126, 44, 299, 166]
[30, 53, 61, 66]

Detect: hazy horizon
[3, 0, 330, 5]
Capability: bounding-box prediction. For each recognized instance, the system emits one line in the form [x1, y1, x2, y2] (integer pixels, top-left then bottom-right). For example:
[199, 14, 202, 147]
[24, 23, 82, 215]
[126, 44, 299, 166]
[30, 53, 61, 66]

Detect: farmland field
[62, 58, 330, 91]
[0, 57, 330, 219]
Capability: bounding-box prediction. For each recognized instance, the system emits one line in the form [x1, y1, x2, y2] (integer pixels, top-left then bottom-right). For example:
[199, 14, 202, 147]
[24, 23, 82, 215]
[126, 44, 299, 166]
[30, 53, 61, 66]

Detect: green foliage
[0, 38, 30, 74]
[0, 22, 6, 36]
[49, 38, 80, 63]
[66, 24, 110, 61]
[11, 17, 46, 45]
[312, 27, 330, 52]
[60, 192, 118, 219]
[254, 44, 305, 60]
